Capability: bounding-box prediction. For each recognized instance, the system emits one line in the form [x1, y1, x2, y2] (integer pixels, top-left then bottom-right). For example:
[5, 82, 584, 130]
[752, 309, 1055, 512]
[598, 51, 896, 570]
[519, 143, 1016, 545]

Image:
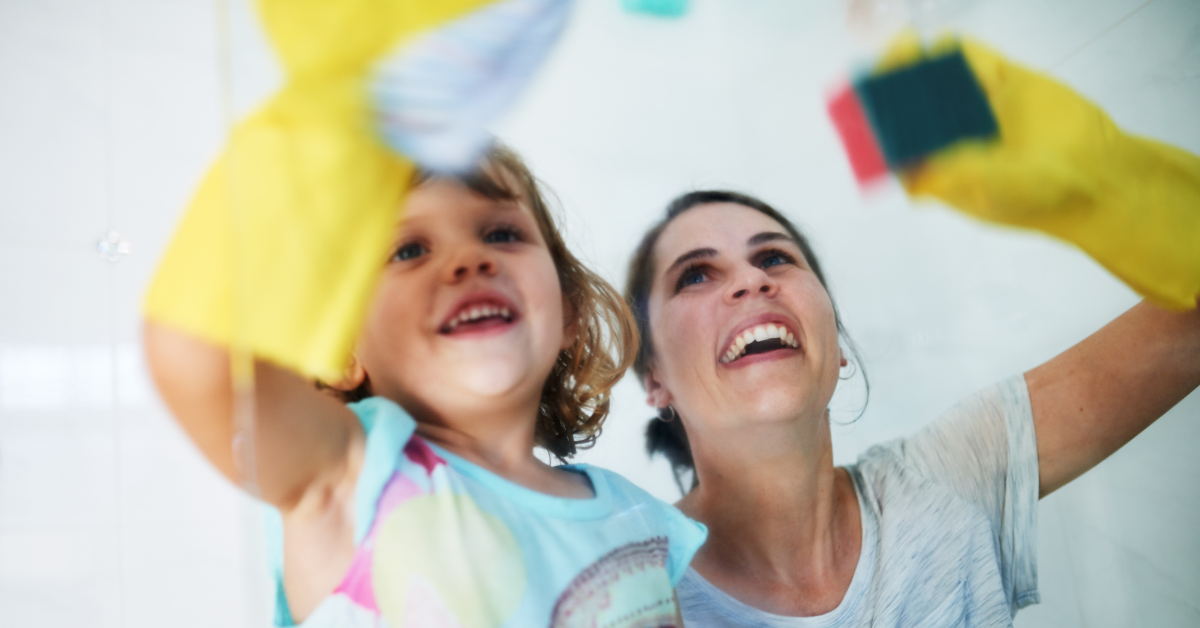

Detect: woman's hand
[1026, 299, 1200, 497]
[897, 38, 1200, 312]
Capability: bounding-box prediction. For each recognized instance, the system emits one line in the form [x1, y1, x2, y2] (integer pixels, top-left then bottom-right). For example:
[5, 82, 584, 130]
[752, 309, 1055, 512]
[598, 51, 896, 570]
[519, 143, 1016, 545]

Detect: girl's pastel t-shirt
[264, 396, 707, 628]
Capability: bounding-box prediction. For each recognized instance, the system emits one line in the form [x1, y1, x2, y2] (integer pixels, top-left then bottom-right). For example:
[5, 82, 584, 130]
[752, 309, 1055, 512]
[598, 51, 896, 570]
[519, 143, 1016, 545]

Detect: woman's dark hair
[625, 190, 868, 493]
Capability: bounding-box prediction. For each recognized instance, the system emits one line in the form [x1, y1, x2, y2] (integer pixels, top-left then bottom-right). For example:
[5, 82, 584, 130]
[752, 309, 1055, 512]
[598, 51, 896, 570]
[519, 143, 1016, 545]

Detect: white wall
[1, 0, 1197, 625]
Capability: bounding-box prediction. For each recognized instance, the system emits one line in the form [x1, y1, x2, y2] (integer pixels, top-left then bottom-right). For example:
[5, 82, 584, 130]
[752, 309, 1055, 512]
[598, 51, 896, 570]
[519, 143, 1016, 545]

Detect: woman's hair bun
[645, 415, 696, 494]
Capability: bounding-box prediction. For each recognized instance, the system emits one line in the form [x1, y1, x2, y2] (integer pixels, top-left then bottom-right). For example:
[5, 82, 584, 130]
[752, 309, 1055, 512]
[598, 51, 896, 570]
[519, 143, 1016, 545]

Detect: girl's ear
[327, 355, 367, 392]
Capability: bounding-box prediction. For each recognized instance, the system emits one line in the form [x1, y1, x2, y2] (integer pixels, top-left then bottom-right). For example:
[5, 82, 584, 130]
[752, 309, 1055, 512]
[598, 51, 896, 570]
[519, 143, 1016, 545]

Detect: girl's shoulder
[563, 463, 708, 585]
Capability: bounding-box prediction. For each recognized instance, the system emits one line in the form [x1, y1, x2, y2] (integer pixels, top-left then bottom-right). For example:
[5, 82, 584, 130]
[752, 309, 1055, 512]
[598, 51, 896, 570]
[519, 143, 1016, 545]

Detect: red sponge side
[827, 82, 888, 186]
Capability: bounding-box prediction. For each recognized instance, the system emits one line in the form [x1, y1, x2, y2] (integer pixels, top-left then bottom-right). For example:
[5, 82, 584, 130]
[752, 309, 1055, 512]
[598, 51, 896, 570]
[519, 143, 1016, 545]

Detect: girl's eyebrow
[490, 199, 523, 211]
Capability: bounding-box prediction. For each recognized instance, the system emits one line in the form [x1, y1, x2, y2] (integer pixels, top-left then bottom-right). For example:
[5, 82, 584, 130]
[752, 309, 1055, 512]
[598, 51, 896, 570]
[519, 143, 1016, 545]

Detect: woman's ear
[643, 366, 673, 409]
[326, 355, 367, 392]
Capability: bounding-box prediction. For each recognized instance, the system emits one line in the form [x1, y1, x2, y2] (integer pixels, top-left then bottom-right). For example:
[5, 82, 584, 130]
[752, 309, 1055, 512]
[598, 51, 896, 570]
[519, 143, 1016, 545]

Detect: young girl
[144, 145, 705, 627]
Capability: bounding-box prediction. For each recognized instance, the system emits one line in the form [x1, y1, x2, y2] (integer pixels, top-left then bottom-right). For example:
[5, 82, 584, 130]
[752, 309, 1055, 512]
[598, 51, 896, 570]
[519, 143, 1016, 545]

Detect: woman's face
[354, 177, 568, 423]
[645, 203, 842, 436]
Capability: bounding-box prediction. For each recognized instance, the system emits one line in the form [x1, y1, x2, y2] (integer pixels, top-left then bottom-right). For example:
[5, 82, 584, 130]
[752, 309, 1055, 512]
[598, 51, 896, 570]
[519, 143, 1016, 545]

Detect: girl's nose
[446, 246, 498, 283]
[726, 268, 778, 303]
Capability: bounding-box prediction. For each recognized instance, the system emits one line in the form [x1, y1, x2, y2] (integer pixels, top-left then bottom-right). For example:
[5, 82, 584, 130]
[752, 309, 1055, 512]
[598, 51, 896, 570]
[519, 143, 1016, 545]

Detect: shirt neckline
[681, 464, 878, 627]
[426, 443, 614, 520]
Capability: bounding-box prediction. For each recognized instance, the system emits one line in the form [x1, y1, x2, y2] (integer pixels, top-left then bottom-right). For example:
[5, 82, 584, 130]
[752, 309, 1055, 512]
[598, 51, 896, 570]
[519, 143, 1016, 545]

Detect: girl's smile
[437, 290, 520, 336]
[356, 176, 567, 419]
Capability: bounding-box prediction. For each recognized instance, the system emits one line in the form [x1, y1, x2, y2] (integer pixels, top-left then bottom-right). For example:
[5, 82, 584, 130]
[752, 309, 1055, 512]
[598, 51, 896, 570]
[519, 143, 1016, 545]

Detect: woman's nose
[726, 268, 778, 302]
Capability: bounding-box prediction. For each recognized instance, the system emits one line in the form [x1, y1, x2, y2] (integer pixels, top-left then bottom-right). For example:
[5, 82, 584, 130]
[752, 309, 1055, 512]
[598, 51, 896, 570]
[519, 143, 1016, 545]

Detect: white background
[1, 0, 1198, 625]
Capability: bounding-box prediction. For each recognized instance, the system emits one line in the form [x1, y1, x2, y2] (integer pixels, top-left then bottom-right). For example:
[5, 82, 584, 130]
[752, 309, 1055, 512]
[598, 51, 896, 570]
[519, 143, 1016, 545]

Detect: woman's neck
[679, 413, 861, 616]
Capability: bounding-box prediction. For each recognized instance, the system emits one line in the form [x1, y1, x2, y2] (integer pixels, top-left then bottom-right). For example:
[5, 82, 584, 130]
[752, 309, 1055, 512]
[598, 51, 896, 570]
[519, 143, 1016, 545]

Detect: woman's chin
[718, 385, 828, 425]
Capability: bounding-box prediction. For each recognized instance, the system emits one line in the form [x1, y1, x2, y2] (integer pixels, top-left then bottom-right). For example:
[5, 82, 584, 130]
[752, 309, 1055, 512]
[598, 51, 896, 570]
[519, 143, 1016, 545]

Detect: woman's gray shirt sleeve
[887, 374, 1041, 612]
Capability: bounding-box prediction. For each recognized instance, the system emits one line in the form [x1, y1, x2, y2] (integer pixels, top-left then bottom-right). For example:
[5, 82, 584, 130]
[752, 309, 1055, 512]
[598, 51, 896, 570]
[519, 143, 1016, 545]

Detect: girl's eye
[392, 242, 427, 262]
[484, 226, 521, 244]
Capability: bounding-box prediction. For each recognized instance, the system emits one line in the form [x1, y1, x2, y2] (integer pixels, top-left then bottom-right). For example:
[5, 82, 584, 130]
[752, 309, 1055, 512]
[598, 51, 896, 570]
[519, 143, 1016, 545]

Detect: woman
[624, 190, 1200, 626]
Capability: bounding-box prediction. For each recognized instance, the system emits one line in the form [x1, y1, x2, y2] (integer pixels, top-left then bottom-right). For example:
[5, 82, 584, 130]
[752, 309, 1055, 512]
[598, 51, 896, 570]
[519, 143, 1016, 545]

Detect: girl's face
[645, 203, 842, 437]
[355, 177, 568, 424]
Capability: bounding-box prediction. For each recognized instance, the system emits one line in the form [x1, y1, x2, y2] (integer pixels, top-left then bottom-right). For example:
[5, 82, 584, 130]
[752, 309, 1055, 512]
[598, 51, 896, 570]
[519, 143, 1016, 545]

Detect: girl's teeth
[445, 304, 516, 331]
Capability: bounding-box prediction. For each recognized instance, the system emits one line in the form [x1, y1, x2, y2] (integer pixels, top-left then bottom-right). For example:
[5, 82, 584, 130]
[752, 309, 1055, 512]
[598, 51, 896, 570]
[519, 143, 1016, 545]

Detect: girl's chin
[450, 362, 540, 398]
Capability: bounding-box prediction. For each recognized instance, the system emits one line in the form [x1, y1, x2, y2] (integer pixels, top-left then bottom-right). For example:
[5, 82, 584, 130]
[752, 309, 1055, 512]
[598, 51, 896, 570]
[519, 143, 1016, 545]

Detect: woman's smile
[638, 201, 844, 432]
[719, 313, 803, 365]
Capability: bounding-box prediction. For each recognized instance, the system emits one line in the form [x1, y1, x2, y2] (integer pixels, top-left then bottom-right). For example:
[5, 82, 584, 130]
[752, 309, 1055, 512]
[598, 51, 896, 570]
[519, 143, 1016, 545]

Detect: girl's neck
[411, 397, 593, 500]
[679, 412, 861, 615]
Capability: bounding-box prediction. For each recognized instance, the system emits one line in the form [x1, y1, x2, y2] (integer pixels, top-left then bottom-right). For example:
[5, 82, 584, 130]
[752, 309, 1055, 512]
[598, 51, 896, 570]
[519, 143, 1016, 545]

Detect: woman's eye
[484, 227, 521, 244]
[675, 266, 708, 292]
[392, 242, 427, 261]
[759, 250, 795, 269]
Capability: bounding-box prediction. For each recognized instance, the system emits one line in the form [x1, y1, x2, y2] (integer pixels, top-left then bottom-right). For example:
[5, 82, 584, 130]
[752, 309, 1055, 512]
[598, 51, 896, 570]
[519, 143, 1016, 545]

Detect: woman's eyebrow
[665, 248, 718, 276]
[747, 231, 794, 246]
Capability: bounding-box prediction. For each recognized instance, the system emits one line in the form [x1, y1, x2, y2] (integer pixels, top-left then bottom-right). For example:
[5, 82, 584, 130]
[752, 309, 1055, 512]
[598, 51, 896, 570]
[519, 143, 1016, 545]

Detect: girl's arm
[1026, 300, 1200, 497]
[144, 321, 365, 512]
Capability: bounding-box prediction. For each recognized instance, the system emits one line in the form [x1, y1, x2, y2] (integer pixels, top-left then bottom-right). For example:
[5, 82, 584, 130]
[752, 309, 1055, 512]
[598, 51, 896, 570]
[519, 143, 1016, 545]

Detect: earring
[839, 359, 858, 380]
[658, 405, 678, 422]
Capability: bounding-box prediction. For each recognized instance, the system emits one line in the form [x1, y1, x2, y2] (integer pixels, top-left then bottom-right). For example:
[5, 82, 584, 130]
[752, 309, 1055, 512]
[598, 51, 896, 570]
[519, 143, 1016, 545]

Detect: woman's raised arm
[1026, 300, 1200, 497]
[143, 321, 364, 513]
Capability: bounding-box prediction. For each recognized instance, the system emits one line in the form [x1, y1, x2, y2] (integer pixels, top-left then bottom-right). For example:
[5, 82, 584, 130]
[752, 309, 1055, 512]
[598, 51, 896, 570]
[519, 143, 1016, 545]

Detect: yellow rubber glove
[144, 0, 494, 381]
[893, 36, 1200, 311]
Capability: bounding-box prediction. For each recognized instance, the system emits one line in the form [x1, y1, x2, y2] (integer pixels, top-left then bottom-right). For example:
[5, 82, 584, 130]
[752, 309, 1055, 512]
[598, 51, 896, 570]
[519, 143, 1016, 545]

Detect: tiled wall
[1, 0, 1197, 626]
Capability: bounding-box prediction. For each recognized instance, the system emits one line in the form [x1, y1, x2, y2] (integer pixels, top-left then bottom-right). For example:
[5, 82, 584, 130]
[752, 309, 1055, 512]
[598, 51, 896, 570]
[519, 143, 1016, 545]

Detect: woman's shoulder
[855, 375, 1033, 487]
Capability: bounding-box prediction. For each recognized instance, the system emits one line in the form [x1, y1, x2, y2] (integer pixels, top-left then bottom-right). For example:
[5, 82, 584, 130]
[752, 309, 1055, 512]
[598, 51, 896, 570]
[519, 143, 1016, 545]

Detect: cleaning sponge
[829, 36, 1200, 311]
[828, 48, 998, 185]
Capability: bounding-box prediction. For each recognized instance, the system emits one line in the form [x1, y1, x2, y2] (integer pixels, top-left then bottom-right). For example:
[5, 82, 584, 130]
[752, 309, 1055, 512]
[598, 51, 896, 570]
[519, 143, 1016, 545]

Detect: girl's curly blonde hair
[324, 144, 637, 459]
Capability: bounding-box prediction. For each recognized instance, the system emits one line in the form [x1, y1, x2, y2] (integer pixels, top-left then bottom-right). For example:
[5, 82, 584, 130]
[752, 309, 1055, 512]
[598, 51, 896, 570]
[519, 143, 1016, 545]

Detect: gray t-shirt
[678, 375, 1041, 628]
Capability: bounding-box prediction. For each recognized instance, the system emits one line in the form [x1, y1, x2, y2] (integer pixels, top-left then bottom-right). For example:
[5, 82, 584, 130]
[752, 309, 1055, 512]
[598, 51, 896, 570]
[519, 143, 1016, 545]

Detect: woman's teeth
[720, 324, 798, 363]
[445, 305, 512, 331]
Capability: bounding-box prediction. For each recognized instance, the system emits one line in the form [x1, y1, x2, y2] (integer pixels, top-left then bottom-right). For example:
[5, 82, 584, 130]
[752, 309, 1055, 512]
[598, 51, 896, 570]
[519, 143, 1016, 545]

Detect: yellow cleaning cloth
[892, 36, 1200, 311]
[144, 0, 496, 381]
